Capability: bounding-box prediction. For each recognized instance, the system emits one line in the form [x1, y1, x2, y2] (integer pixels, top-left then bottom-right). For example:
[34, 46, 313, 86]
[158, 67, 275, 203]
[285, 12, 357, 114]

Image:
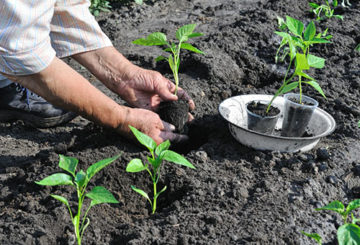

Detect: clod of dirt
[158, 99, 189, 133]
[247, 101, 280, 117]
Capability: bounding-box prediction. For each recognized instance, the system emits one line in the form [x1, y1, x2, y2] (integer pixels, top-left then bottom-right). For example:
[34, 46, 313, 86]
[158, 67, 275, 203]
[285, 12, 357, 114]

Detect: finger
[176, 87, 195, 111]
[159, 131, 189, 144]
[188, 113, 194, 122]
[162, 121, 176, 132]
[156, 79, 177, 101]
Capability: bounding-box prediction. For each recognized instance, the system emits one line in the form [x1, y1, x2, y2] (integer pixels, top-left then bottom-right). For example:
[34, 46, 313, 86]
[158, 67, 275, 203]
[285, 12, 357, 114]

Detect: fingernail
[169, 124, 176, 131]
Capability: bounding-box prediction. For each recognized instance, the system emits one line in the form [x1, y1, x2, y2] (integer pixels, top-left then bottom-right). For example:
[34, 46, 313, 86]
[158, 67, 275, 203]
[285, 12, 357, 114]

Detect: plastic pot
[281, 93, 318, 137]
[246, 100, 280, 134]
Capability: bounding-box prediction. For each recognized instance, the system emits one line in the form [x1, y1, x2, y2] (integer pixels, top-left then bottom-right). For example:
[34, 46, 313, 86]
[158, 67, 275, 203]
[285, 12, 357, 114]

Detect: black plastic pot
[246, 100, 281, 134]
[158, 99, 188, 133]
[281, 93, 318, 137]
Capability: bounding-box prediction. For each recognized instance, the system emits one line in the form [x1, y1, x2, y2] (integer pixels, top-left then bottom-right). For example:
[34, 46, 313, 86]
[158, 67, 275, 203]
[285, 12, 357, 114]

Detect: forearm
[71, 46, 137, 93]
[4, 57, 129, 130]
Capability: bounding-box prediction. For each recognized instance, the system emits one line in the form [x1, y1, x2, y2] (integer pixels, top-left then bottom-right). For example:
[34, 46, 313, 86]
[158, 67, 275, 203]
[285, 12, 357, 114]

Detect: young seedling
[36, 154, 120, 245]
[132, 24, 204, 95]
[309, 0, 344, 21]
[126, 125, 195, 214]
[266, 16, 331, 112]
[302, 199, 360, 244]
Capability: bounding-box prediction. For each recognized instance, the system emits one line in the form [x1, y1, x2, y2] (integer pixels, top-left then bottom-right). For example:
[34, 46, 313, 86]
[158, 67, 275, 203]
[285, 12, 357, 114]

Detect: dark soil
[158, 99, 189, 133]
[247, 101, 280, 117]
[1, 0, 360, 244]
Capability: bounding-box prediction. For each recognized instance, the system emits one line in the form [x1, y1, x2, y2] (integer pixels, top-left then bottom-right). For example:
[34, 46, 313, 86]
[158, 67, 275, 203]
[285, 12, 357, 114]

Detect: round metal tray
[219, 94, 336, 152]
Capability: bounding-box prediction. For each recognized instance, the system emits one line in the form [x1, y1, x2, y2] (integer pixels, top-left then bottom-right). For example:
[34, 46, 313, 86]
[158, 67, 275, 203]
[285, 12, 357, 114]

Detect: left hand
[115, 66, 195, 112]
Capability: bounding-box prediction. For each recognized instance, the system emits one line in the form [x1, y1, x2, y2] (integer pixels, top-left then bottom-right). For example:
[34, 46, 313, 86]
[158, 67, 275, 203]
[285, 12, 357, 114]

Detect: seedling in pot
[302, 199, 360, 244]
[309, 0, 344, 21]
[36, 154, 120, 245]
[126, 125, 195, 214]
[133, 24, 204, 131]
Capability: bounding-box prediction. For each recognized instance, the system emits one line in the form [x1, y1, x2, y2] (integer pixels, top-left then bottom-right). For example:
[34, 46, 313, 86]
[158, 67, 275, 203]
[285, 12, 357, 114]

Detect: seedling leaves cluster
[36, 155, 120, 245]
[309, 0, 344, 21]
[133, 24, 204, 95]
[126, 125, 195, 214]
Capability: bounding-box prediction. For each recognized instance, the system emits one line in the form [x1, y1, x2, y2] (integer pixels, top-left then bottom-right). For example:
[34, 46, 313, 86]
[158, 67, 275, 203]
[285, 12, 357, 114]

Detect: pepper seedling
[36, 154, 120, 245]
[132, 24, 204, 95]
[302, 199, 360, 244]
[309, 0, 344, 21]
[266, 16, 331, 112]
[126, 125, 195, 214]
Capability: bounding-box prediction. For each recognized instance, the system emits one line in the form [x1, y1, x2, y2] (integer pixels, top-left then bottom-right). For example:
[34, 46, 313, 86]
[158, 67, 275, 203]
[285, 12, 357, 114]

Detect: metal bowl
[218, 94, 336, 152]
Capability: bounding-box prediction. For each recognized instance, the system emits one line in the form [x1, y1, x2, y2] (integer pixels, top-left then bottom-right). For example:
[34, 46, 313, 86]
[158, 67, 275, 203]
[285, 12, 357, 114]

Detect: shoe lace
[14, 83, 40, 107]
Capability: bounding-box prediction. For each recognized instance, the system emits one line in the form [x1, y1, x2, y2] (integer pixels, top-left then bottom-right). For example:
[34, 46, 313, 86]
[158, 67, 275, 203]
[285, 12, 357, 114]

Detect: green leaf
[162, 150, 195, 169]
[154, 185, 167, 200]
[176, 24, 197, 42]
[148, 156, 162, 169]
[126, 159, 147, 173]
[310, 38, 332, 44]
[188, 32, 203, 38]
[334, 15, 344, 20]
[134, 0, 143, 4]
[356, 44, 360, 52]
[308, 54, 325, 68]
[304, 21, 316, 41]
[59, 155, 78, 177]
[305, 81, 326, 98]
[35, 173, 73, 186]
[86, 154, 120, 181]
[346, 200, 360, 215]
[279, 82, 299, 95]
[132, 32, 167, 46]
[333, 0, 338, 7]
[295, 53, 310, 71]
[129, 125, 157, 152]
[50, 194, 70, 207]
[75, 170, 87, 188]
[337, 224, 360, 245]
[86, 186, 119, 206]
[180, 43, 204, 54]
[316, 200, 345, 215]
[155, 56, 166, 62]
[155, 140, 171, 156]
[301, 231, 322, 245]
[131, 185, 151, 203]
[286, 16, 304, 37]
[168, 54, 175, 73]
[309, 2, 320, 8]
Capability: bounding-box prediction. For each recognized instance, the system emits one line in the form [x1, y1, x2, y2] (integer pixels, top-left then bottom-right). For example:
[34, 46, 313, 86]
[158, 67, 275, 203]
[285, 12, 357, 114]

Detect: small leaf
[126, 159, 147, 173]
[286, 16, 304, 37]
[316, 200, 345, 215]
[176, 24, 197, 42]
[279, 82, 299, 95]
[310, 38, 332, 44]
[309, 2, 320, 8]
[86, 154, 120, 181]
[162, 150, 195, 169]
[129, 125, 157, 152]
[305, 81, 326, 98]
[308, 54, 325, 68]
[334, 15, 344, 20]
[346, 199, 360, 215]
[337, 224, 360, 245]
[132, 32, 167, 46]
[356, 44, 360, 52]
[301, 231, 322, 245]
[188, 32, 203, 38]
[155, 140, 171, 156]
[148, 156, 162, 169]
[154, 185, 167, 200]
[304, 21, 316, 41]
[35, 173, 73, 186]
[50, 194, 70, 207]
[59, 155, 78, 177]
[295, 53, 310, 71]
[168, 54, 175, 73]
[131, 185, 151, 203]
[155, 56, 166, 62]
[86, 186, 119, 206]
[75, 170, 87, 188]
[180, 43, 204, 54]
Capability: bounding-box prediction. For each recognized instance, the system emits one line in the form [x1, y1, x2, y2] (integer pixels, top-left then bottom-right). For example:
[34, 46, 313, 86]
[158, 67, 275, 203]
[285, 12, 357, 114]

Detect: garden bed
[0, 0, 360, 244]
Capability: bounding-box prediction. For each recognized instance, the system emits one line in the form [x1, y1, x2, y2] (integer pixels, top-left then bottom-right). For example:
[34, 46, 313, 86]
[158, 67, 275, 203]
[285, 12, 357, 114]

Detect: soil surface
[1, 0, 360, 244]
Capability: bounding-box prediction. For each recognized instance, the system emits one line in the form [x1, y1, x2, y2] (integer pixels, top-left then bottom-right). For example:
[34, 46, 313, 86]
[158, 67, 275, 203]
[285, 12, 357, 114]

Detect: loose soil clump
[0, 0, 360, 244]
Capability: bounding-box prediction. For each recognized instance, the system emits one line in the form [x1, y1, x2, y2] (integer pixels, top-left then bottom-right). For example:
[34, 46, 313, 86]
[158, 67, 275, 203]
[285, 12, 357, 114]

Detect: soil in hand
[158, 99, 188, 133]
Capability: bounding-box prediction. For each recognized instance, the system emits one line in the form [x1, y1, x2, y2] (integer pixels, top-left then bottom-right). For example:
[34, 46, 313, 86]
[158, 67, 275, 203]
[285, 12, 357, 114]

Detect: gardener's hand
[117, 66, 195, 113]
[119, 108, 188, 144]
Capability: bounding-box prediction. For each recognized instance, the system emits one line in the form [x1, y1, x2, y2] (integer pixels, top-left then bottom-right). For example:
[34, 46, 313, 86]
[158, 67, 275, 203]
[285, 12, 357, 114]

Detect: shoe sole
[0, 110, 78, 128]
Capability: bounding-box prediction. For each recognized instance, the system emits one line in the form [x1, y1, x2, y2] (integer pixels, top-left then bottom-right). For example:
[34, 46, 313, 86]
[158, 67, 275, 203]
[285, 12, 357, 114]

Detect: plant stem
[75, 187, 82, 245]
[299, 75, 302, 104]
[152, 178, 157, 214]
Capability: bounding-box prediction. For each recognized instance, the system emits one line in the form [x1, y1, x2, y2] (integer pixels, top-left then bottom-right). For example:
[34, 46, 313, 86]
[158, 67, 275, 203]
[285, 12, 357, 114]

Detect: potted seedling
[265, 16, 331, 137]
[133, 24, 204, 132]
[246, 100, 281, 134]
[36, 154, 120, 245]
[126, 125, 195, 214]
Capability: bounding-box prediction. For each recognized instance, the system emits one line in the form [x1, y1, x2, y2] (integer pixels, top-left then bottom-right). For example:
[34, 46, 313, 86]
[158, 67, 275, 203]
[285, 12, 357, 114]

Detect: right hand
[119, 108, 188, 145]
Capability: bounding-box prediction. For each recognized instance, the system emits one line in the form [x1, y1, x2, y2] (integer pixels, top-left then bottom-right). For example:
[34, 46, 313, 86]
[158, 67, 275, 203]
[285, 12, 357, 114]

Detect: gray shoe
[0, 83, 77, 128]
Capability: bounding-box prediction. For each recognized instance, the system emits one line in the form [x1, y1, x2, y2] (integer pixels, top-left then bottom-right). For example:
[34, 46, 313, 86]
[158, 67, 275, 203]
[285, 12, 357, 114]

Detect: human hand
[116, 66, 195, 113]
[119, 108, 188, 144]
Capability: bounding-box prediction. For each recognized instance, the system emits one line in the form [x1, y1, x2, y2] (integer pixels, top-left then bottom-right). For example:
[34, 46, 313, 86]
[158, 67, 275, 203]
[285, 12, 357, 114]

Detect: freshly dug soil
[247, 101, 280, 117]
[1, 0, 360, 244]
[158, 99, 189, 133]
